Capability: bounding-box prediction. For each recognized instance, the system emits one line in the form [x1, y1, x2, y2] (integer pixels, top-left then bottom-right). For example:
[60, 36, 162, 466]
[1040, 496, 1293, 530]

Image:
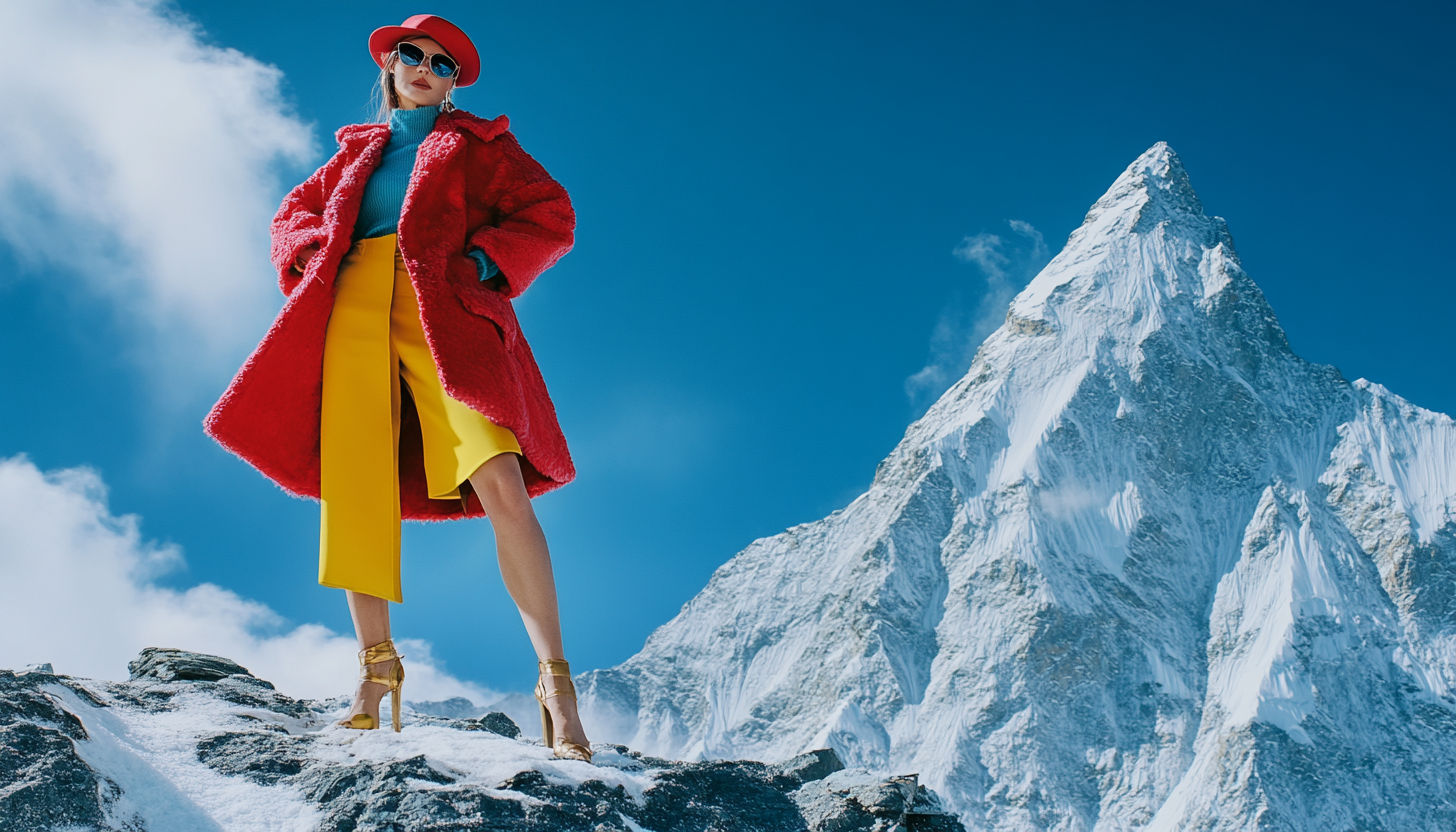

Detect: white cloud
[0, 0, 315, 376]
[0, 455, 501, 706]
[906, 220, 1051, 408]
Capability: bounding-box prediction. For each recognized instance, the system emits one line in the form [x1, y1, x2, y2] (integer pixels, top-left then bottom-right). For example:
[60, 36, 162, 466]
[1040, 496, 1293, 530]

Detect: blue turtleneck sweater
[352, 104, 499, 282]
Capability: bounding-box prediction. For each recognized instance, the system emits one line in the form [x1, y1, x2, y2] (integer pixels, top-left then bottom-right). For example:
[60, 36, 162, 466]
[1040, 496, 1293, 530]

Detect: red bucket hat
[369, 14, 480, 87]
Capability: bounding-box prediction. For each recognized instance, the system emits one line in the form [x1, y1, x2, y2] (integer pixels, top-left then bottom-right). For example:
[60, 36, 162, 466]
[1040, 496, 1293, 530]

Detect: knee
[471, 454, 532, 519]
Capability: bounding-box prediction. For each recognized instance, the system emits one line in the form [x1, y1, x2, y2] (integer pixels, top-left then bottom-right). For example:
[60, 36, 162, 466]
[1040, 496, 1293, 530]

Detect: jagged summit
[918, 141, 1294, 478]
[1089, 141, 1205, 223]
[1005, 141, 1248, 342]
[579, 144, 1456, 831]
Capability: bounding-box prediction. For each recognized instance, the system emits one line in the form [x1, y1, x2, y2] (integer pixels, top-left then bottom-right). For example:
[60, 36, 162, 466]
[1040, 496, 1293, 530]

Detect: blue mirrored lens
[430, 56, 458, 78]
[396, 43, 424, 66]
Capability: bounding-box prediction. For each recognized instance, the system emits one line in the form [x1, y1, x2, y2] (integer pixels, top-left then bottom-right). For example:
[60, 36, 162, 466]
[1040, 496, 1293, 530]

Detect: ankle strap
[360, 639, 401, 665]
[538, 658, 571, 677]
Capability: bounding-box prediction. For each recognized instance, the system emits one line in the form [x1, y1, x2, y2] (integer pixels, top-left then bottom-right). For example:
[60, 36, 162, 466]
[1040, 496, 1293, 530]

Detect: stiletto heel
[392, 673, 403, 733]
[534, 658, 592, 763]
[337, 639, 406, 732]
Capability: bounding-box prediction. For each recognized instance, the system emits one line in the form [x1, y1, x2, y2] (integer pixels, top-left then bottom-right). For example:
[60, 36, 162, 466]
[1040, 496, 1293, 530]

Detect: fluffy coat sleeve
[465, 131, 575, 299]
[270, 153, 340, 296]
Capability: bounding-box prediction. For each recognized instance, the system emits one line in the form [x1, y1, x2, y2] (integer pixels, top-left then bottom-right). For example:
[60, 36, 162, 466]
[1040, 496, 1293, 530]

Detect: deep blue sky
[2, 0, 1452, 695]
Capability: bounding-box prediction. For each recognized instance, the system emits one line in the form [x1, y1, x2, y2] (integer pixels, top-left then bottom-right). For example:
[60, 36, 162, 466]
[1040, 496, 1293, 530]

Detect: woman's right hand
[294, 243, 321, 272]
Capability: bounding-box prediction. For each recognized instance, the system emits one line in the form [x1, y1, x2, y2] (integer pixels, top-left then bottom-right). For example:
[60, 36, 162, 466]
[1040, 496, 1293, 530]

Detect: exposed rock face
[128, 646, 269, 686]
[576, 143, 1456, 830]
[0, 650, 963, 831]
[0, 670, 109, 832]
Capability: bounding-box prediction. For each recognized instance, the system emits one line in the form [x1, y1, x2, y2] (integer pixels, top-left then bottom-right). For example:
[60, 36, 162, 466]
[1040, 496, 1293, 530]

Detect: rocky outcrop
[127, 646, 269, 686]
[0, 649, 963, 831]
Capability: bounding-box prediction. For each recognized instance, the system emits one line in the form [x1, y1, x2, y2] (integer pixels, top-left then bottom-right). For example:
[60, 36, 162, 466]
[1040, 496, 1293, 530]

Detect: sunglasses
[395, 41, 458, 80]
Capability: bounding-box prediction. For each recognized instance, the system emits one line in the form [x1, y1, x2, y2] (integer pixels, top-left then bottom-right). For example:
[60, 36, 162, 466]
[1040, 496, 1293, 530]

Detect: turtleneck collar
[388, 104, 441, 145]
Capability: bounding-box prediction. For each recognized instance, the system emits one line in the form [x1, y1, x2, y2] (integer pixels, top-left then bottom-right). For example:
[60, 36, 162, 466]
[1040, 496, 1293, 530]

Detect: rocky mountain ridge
[0, 648, 965, 831]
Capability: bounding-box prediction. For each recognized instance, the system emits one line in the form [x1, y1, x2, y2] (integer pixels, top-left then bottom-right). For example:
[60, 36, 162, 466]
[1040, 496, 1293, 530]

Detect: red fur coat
[205, 108, 576, 519]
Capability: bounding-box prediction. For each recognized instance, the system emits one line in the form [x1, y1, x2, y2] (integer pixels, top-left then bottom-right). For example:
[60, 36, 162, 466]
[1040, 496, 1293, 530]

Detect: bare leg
[344, 590, 399, 724]
[467, 453, 588, 749]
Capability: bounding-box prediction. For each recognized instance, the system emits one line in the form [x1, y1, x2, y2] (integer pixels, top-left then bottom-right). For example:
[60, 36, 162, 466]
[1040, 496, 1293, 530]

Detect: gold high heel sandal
[534, 658, 592, 762]
[337, 639, 406, 733]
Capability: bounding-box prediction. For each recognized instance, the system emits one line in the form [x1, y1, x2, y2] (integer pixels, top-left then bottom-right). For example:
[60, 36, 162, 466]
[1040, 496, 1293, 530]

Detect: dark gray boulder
[773, 747, 847, 786]
[476, 711, 521, 739]
[127, 646, 272, 687]
[792, 770, 963, 832]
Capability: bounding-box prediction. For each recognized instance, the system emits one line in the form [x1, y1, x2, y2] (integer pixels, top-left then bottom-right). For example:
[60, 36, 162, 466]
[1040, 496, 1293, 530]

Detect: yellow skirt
[319, 233, 521, 602]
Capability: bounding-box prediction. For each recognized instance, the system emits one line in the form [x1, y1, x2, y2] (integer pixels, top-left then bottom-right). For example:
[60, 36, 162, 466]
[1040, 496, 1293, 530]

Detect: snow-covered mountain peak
[1088, 141, 1204, 226]
[579, 143, 1456, 831]
[914, 143, 1293, 485]
[1004, 142, 1246, 348]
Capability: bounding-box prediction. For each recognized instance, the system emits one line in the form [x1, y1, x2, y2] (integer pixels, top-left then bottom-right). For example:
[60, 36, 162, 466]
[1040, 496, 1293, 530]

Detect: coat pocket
[448, 253, 521, 350]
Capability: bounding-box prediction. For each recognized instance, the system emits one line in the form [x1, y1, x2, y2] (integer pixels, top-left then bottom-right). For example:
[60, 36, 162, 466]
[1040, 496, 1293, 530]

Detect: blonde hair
[371, 37, 457, 123]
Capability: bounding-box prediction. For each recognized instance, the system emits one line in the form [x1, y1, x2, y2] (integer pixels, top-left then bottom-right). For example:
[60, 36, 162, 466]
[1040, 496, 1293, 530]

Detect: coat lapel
[397, 124, 467, 278]
[331, 126, 390, 232]
[313, 125, 389, 290]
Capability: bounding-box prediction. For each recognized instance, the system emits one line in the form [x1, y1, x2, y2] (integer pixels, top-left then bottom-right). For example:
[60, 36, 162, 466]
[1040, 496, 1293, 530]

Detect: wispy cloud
[0, 0, 315, 381]
[0, 455, 497, 705]
[905, 220, 1050, 409]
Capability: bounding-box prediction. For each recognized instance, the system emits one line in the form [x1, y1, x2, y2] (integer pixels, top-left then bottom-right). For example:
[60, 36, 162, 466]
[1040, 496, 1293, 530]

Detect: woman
[204, 14, 591, 763]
